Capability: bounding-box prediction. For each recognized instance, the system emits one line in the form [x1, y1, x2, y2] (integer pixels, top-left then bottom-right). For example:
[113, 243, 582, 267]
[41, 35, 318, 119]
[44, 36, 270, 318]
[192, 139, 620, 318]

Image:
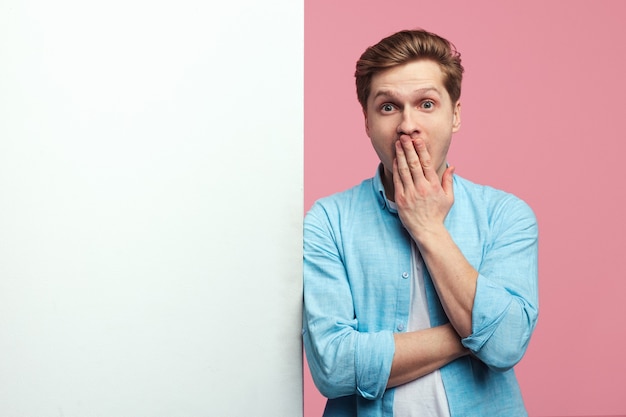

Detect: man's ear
[363, 108, 370, 136]
[452, 101, 461, 132]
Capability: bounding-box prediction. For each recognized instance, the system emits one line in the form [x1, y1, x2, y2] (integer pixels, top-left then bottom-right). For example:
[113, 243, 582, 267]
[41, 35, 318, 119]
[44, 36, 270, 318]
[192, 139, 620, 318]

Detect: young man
[303, 29, 539, 416]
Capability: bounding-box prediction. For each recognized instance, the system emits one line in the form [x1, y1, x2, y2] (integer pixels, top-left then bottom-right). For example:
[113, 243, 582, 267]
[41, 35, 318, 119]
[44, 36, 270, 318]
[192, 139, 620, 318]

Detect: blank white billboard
[0, 1, 303, 416]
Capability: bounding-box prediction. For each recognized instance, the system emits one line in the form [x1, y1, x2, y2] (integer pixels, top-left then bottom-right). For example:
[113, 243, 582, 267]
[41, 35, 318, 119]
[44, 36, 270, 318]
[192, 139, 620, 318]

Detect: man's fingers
[442, 165, 455, 197]
[398, 136, 426, 183]
[412, 138, 439, 183]
[392, 157, 403, 192]
[395, 140, 415, 185]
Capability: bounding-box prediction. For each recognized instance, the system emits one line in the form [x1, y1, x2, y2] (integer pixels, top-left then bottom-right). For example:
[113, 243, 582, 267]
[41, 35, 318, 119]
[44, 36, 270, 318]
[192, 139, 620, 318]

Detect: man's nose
[396, 108, 420, 136]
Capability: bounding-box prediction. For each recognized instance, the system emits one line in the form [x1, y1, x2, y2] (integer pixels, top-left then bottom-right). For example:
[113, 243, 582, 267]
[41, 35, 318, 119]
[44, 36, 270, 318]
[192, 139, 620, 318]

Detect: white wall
[0, 1, 303, 416]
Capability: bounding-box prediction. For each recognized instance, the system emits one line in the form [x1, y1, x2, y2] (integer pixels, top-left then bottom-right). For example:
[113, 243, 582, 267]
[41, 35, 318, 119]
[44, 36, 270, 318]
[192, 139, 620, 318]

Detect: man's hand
[392, 134, 454, 244]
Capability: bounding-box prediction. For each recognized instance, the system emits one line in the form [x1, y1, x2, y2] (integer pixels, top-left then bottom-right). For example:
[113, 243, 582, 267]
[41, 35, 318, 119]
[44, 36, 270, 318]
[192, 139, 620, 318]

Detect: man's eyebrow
[372, 87, 441, 100]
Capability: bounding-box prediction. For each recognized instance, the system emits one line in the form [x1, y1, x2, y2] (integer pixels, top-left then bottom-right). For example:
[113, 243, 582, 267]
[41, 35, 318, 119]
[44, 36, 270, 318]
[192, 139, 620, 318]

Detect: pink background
[304, 1, 626, 416]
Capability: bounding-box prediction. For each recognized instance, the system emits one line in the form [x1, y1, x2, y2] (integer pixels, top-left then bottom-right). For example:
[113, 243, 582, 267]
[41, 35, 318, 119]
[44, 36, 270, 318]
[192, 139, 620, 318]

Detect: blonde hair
[355, 29, 464, 109]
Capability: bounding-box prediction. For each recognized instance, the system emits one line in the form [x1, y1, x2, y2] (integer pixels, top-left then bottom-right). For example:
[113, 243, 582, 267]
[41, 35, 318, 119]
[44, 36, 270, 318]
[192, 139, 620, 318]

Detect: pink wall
[304, 1, 626, 416]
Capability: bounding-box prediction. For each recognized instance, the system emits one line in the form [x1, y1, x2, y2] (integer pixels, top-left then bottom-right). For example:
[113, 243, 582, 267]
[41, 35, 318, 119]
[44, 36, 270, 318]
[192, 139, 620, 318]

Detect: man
[302, 29, 539, 416]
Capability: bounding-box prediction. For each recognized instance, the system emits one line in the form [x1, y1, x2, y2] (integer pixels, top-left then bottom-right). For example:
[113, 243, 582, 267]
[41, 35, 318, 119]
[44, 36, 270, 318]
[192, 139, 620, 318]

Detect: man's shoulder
[304, 176, 384, 231]
[308, 177, 377, 212]
[455, 174, 519, 200]
[452, 174, 536, 221]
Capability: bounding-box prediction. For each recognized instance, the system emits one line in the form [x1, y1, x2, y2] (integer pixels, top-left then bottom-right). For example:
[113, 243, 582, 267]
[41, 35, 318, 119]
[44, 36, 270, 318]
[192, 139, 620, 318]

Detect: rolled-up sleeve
[302, 204, 395, 400]
[461, 197, 539, 371]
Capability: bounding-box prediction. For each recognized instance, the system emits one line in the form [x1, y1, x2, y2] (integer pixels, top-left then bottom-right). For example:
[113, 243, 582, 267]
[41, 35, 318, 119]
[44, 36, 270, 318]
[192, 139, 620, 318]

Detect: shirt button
[397, 323, 405, 331]
[402, 272, 409, 279]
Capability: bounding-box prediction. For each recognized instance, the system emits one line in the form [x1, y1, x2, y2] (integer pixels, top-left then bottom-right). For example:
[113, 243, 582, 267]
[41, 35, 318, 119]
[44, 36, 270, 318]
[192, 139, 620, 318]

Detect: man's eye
[421, 100, 435, 109]
[381, 104, 394, 112]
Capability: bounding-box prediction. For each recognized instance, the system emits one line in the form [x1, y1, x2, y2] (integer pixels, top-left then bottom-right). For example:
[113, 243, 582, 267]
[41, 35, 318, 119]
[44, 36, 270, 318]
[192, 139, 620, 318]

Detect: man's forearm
[416, 225, 478, 338]
[387, 323, 468, 388]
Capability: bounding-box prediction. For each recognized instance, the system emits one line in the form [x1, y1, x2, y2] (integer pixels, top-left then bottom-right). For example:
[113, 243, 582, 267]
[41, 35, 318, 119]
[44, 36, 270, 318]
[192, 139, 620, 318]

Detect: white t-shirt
[393, 243, 451, 417]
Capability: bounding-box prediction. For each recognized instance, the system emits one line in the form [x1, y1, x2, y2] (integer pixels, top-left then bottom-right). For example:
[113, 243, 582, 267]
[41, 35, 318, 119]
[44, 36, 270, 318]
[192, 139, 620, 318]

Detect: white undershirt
[392, 242, 451, 417]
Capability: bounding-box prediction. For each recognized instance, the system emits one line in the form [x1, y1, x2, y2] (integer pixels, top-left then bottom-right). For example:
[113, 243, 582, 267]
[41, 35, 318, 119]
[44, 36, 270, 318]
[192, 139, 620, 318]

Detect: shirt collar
[373, 164, 398, 214]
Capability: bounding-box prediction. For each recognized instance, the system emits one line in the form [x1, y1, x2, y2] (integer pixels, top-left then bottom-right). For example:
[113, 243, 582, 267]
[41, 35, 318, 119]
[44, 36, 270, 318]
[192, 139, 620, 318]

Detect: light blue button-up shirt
[303, 166, 538, 416]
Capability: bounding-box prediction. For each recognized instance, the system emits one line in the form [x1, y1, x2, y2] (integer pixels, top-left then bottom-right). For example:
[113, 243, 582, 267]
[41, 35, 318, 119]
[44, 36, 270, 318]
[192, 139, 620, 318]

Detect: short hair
[355, 29, 464, 110]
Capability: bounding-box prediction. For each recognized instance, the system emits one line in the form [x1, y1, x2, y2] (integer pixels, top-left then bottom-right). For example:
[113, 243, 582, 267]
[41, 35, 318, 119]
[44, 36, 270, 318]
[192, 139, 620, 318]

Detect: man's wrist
[410, 223, 450, 249]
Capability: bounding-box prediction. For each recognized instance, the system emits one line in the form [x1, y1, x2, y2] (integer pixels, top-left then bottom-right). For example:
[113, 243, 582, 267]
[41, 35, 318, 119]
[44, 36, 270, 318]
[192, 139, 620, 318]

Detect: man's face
[364, 59, 461, 189]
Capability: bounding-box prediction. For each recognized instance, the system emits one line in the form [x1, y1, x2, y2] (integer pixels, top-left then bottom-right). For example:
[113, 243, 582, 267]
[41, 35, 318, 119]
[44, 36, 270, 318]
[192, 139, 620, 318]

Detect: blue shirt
[303, 166, 539, 417]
